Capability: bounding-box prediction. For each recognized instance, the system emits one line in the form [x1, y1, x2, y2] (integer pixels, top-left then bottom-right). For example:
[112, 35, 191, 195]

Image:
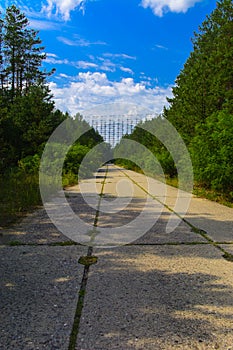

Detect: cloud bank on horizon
[3, 0, 210, 116]
[39, 0, 204, 114]
[50, 72, 172, 115]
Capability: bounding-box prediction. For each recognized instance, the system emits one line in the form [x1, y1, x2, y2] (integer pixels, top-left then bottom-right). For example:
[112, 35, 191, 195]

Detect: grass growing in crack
[78, 256, 98, 266]
[222, 252, 233, 262]
[68, 288, 86, 350]
[9, 240, 22, 246]
[68, 264, 89, 350]
[50, 241, 79, 246]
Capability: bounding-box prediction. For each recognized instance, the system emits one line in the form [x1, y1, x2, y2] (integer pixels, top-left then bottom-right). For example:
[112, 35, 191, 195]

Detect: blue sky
[2, 0, 216, 116]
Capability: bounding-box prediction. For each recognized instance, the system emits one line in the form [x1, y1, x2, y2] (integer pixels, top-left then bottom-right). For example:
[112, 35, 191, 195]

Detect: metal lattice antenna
[83, 111, 156, 147]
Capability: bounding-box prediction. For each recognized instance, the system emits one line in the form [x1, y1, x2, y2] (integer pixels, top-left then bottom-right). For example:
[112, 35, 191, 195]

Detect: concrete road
[0, 165, 233, 349]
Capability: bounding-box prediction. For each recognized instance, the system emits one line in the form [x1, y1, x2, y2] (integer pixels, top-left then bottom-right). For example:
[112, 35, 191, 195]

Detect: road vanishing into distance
[1, 165, 233, 349]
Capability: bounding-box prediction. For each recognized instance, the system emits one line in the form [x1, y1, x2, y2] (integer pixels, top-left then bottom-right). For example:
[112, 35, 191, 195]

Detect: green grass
[62, 171, 79, 187]
[193, 185, 233, 208]
[78, 256, 98, 266]
[0, 171, 42, 227]
[222, 252, 233, 262]
[162, 178, 233, 207]
[163, 175, 233, 207]
[0, 168, 80, 227]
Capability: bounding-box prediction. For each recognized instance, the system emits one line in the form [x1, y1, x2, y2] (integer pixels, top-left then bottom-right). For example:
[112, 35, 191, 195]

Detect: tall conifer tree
[164, 0, 233, 142]
[2, 5, 48, 99]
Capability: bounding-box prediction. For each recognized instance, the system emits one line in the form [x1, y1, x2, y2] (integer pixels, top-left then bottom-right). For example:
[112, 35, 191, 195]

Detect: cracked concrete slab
[77, 245, 233, 350]
[0, 194, 96, 245]
[1, 165, 233, 350]
[0, 245, 87, 350]
[123, 168, 233, 244]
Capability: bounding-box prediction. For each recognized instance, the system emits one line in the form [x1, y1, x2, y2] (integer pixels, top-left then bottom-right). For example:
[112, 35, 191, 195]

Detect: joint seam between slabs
[68, 165, 109, 350]
[2, 241, 233, 247]
[118, 166, 233, 262]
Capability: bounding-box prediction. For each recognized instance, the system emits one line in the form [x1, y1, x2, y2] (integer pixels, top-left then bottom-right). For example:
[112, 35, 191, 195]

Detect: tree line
[0, 1, 232, 225]
[0, 5, 103, 176]
[0, 5, 104, 224]
[115, 0, 233, 202]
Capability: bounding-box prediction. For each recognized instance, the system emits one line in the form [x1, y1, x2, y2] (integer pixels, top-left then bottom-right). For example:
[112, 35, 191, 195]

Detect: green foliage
[0, 87, 67, 171]
[77, 142, 113, 179]
[190, 110, 233, 197]
[160, 0, 233, 200]
[156, 151, 176, 177]
[18, 154, 40, 174]
[0, 6, 67, 172]
[0, 123, 104, 225]
[0, 6, 106, 224]
[114, 117, 177, 178]
[0, 169, 41, 226]
[8, 86, 64, 157]
[1, 5, 50, 99]
[165, 0, 233, 143]
[64, 144, 90, 176]
[113, 2, 233, 202]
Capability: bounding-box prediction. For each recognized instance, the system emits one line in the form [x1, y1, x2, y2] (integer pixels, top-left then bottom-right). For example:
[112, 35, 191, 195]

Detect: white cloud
[45, 55, 117, 72]
[59, 73, 69, 78]
[45, 54, 133, 74]
[154, 44, 168, 50]
[57, 36, 106, 47]
[57, 36, 78, 46]
[120, 67, 134, 74]
[42, 0, 87, 21]
[45, 57, 71, 65]
[76, 61, 98, 69]
[28, 18, 61, 30]
[103, 53, 136, 60]
[47, 53, 59, 58]
[45, 51, 136, 74]
[140, 0, 202, 16]
[96, 53, 136, 73]
[45, 56, 98, 69]
[49, 71, 172, 115]
[98, 58, 117, 72]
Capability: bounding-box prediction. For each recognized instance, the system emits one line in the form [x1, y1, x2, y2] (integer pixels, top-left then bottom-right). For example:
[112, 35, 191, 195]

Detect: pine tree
[161, 0, 233, 195]
[2, 5, 49, 100]
[0, 5, 62, 171]
[164, 0, 233, 142]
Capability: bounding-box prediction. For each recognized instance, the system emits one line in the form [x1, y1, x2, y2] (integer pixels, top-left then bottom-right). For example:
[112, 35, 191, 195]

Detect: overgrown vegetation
[0, 171, 41, 226]
[115, 0, 233, 204]
[1, 1, 232, 226]
[0, 5, 104, 226]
